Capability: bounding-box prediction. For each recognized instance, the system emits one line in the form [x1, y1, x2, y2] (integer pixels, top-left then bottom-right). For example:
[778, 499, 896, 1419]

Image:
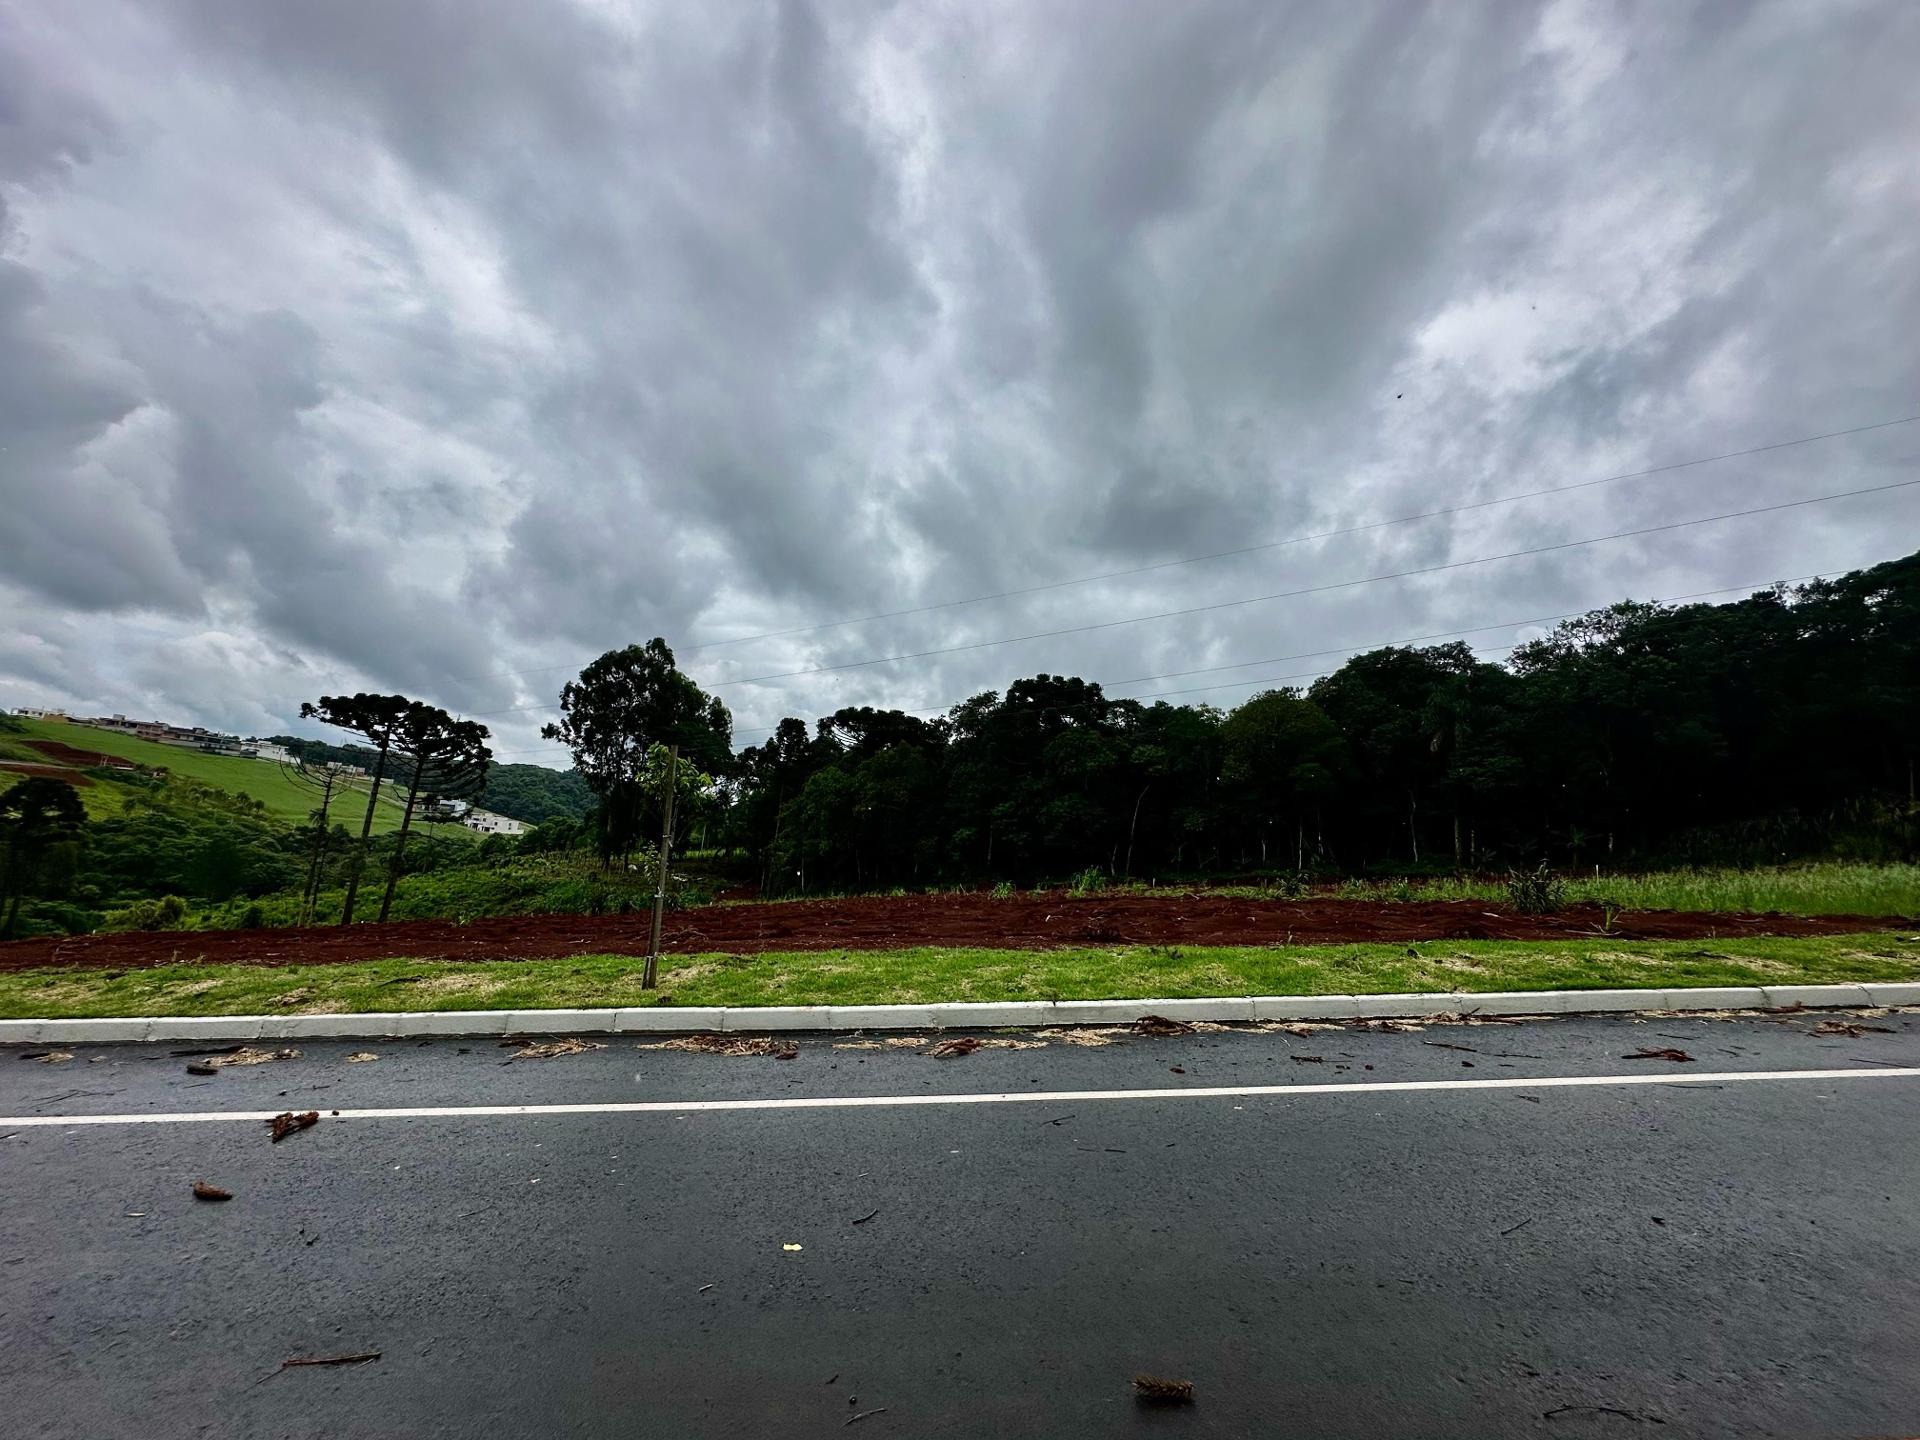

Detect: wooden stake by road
[644, 743, 678, 989]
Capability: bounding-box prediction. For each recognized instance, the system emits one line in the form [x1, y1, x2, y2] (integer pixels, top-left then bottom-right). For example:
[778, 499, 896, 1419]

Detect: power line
[374, 412, 1920, 700]
[485, 561, 1858, 756]
[468, 474, 1919, 720]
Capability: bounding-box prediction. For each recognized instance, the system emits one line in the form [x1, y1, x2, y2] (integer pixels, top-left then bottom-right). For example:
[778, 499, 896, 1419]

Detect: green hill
[0, 717, 465, 836]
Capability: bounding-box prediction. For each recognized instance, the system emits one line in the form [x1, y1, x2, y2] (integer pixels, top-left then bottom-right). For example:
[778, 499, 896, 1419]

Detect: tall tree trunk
[1296, 819, 1304, 873]
[377, 756, 426, 923]
[339, 745, 390, 925]
[1, 891, 19, 940]
[1123, 783, 1150, 879]
[1453, 812, 1462, 868]
[1407, 789, 1419, 864]
[300, 769, 338, 925]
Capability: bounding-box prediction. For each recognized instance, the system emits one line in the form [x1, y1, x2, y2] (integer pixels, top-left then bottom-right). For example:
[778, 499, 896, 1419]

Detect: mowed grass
[2, 933, 1915, 1019]
[1, 718, 457, 835]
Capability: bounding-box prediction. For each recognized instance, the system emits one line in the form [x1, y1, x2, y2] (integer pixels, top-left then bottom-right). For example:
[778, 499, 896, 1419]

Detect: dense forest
[721, 554, 1920, 891]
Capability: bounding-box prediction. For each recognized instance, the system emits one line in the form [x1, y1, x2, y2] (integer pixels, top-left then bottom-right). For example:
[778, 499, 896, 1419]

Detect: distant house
[463, 808, 528, 836]
[421, 796, 472, 823]
[15, 707, 67, 720]
[249, 740, 294, 764]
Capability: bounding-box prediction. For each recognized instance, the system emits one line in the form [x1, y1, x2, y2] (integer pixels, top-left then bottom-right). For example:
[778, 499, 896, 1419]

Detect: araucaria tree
[542, 639, 732, 870]
[377, 703, 492, 922]
[300, 693, 412, 924]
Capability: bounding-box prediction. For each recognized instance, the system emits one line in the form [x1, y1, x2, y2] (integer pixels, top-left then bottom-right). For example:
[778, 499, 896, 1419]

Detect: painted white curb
[1, 982, 1914, 1045]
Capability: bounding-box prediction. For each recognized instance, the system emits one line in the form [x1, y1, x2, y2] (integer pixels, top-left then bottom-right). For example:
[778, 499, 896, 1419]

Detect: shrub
[102, 894, 189, 932]
[1505, 862, 1567, 914]
[1068, 866, 1106, 896]
[991, 880, 1016, 899]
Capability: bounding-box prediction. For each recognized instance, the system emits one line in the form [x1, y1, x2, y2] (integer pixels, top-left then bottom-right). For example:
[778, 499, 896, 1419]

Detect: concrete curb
[3, 982, 1916, 1045]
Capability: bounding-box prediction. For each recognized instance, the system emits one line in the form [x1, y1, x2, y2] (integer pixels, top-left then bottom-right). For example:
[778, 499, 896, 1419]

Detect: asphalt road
[3, 1011, 1917, 1439]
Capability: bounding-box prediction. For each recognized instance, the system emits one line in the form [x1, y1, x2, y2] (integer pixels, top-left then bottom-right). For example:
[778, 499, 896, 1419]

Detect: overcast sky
[3, 0, 1916, 766]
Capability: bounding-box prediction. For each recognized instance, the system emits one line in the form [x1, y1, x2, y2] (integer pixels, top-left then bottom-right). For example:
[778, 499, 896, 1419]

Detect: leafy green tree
[542, 639, 732, 869]
[1220, 689, 1345, 869]
[0, 777, 86, 937]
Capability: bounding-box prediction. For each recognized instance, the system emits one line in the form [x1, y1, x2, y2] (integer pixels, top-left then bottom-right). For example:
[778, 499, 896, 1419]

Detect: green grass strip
[2, 933, 1915, 1020]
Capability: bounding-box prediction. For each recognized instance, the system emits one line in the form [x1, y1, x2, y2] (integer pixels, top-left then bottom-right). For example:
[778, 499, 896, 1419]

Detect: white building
[250, 741, 295, 764]
[15, 707, 67, 720]
[463, 808, 528, 836]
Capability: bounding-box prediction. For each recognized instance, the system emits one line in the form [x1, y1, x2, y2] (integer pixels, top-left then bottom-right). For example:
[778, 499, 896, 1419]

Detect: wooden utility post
[643, 743, 679, 989]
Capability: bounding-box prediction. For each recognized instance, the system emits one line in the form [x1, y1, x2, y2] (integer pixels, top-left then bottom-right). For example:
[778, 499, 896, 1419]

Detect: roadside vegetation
[2, 933, 1914, 1020]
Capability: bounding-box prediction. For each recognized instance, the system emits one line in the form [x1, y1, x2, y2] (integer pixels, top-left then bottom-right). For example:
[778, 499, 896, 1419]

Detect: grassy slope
[0, 718, 463, 836]
[2, 933, 1914, 1019]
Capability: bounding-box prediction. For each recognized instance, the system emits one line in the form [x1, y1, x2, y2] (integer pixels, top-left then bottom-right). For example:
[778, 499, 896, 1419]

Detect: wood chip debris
[1812, 1019, 1895, 1037]
[1132, 1375, 1195, 1404]
[926, 1036, 982, 1058]
[280, 1352, 381, 1370]
[191, 1181, 233, 1201]
[267, 1110, 319, 1143]
[344, 1052, 379, 1063]
[27, 1051, 74, 1064]
[1033, 1027, 1126, 1047]
[202, 1047, 302, 1068]
[1132, 1014, 1196, 1037]
[503, 1037, 606, 1060]
[1623, 1047, 1695, 1063]
[845, 1407, 888, 1426]
[639, 1034, 793, 1058]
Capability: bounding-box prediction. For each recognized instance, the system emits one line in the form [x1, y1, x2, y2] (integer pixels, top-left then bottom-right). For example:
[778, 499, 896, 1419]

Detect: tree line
[718, 552, 1919, 890]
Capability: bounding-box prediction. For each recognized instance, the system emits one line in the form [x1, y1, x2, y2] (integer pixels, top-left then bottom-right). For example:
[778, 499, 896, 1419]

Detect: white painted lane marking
[2, 1066, 1916, 1129]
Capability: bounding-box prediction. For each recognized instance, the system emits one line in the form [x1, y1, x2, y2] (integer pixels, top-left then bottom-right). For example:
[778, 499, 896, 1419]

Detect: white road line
[3, 1066, 1917, 1129]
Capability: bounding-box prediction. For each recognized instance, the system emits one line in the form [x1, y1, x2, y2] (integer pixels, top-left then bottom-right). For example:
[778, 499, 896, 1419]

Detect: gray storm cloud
[1, 0, 1916, 759]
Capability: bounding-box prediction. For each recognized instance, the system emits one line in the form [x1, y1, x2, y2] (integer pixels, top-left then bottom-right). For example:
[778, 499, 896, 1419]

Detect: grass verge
[2, 933, 1915, 1020]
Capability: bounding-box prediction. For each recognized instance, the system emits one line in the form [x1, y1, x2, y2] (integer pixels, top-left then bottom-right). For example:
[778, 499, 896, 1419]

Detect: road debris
[926, 1036, 982, 1058]
[845, 1408, 888, 1426]
[1543, 1403, 1657, 1423]
[504, 1037, 606, 1060]
[1812, 1019, 1895, 1037]
[641, 1034, 794, 1058]
[783, 1243, 804, 1252]
[1033, 1027, 1125, 1047]
[1291, 1054, 1324, 1064]
[345, 1052, 379, 1063]
[1133, 1014, 1195, 1037]
[185, 1063, 219, 1076]
[1170, 1065, 1186, 1074]
[170, 1044, 248, 1056]
[698, 1284, 715, 1293]
[23, 1051, 73, 1064]
[267, 1110, 319, 1143]
[1623, 1047, 1695, 1063]
[1499, 1216, 1533, 1236]
[1132, 1375, 1195, 1405]
[276, 1352, 380, 1376]
[852, 1209, 880, 1225]
[202, 1047, 302, 1068]
[191, 1181, 233, 1201]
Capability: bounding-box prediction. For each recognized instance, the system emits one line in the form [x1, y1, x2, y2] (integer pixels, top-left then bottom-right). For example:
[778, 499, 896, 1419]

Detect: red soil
[25, 740, 138, 769]
[0, 892, 1900, 973]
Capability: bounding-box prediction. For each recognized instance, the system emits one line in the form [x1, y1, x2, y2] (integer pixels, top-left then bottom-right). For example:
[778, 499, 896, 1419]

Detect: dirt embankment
[25, 739, 140, 769]
[0, 893, 1903, 973]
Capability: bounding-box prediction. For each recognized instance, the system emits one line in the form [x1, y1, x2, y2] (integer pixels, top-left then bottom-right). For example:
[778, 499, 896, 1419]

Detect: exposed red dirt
[0, 762, 92, 786]
[0, 893, 1903, 973]
[24, 739, 139, 769]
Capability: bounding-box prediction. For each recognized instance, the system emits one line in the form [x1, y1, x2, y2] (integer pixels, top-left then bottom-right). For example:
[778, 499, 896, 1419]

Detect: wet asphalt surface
[2, 1012, 1917, 1439]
